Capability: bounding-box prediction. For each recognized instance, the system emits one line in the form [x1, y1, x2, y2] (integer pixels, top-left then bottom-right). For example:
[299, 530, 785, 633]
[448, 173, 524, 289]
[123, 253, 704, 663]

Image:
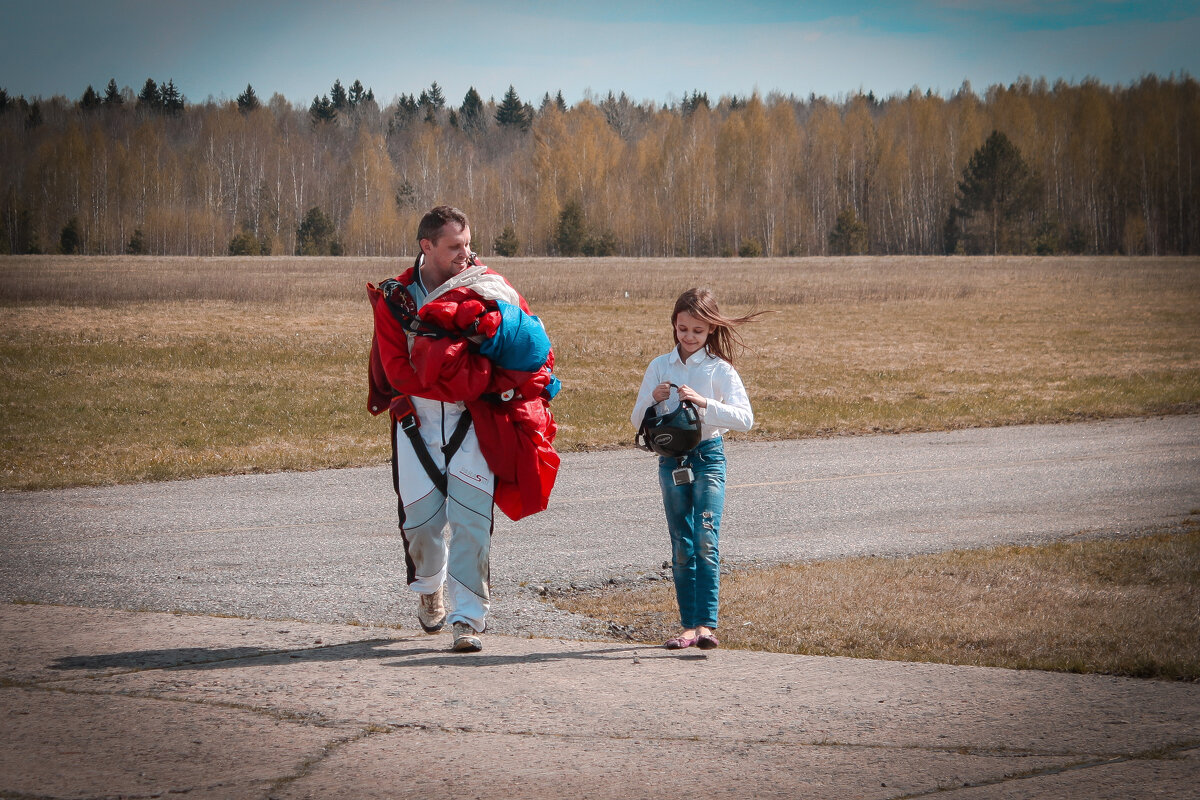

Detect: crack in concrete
[261, 726, 392, 800]
[3, 681, 342, 728]
[892, 740, 1200, 798]
[377, 719, 1126, 761]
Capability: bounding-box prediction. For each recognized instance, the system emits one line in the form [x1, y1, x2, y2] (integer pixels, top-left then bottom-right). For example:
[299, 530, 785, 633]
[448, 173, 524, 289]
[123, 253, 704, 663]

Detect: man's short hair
[417, 205, 469, 244]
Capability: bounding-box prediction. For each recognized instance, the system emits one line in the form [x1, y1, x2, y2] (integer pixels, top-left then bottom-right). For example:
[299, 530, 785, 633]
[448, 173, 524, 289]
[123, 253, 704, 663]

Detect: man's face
[420, 223, 472, 286]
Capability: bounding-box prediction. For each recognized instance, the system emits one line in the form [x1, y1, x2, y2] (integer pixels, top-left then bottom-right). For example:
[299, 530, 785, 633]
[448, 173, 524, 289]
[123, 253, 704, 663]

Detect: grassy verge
[2, 255, 1198, 490]
[553, 522, 1200, 680]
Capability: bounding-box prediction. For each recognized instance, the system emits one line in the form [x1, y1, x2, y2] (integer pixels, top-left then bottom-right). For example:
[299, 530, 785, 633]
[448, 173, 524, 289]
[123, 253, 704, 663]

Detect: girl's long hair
[672, 287, 765, 365]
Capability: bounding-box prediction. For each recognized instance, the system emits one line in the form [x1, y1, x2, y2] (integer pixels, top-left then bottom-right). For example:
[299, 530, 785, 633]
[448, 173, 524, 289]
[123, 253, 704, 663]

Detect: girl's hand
[677, 384, 707, 408]
[651, 382, 672, 403]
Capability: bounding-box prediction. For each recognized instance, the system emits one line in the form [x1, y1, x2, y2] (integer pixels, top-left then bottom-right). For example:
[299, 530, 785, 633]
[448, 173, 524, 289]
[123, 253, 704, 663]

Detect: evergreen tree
[60, 216, 83, 254]
[0, 88, 10, 114]
[1034, 219, 1061, 255]
[555, 200, 586, 255]
[459, 87, 485, 132]
[389, 94, 418, 132]
[236, 84, 260, 114]
[137, 78, 160, 111]
[228, 230, 261, 255]
[348, 79, 367, 107]
[942, 207, 962, 255]
[160, 80, 184, 113]
[330, 79, 348, 111]
[682, 90, 709, 115]
[126, 228, 147, 255]
[25, 101, 41, 129]
[79, 85, 101, 111]
[394, 180, 417, 210]
[582, 229, 617, 256]
[828, 207, 869, 255]
[424, 82, 445, 109]
[737, 237, 764, 257]
[951, 130, 1040, 254]
[493, 224, 519, 256]
[538, 91, 568, 114]
[309, 94, 337, 125]
[495, 85, 529, 129]
[103, 78, 123, 106]
[296, 206, 338, 255]
[13, 207, 41, 254]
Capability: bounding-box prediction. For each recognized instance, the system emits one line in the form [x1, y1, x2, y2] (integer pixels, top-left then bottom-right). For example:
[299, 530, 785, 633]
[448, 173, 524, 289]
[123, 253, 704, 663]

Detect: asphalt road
[1, 415, 1197, 638]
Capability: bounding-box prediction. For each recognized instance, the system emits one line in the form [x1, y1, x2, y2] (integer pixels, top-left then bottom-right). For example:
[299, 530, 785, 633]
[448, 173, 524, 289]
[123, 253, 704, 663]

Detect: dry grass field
[1, 254, 1197, 490]
[556, 521, 1200, 680]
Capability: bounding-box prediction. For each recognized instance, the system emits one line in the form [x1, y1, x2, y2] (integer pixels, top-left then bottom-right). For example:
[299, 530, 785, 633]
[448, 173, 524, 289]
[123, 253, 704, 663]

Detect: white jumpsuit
[393, 395, 494, 632]
[391, 272, 498, 633]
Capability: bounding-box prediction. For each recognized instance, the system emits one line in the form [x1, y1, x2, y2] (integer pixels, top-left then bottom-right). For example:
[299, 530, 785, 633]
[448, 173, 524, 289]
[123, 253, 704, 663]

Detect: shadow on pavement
[48, 639, 658, 673]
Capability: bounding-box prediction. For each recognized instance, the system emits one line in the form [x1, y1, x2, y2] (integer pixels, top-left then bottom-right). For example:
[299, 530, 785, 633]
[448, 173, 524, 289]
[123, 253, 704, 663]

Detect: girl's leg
[690, 440, 726, 630]
[659, 457, 699, 630]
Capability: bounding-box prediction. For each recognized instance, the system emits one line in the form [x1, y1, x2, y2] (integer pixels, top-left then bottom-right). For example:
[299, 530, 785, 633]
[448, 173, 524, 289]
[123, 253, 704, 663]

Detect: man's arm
[368, 282, 491, 404]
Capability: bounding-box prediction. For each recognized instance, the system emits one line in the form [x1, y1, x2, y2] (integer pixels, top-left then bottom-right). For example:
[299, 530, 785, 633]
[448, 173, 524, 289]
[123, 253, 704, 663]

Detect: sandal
[664, 634, 699, 650]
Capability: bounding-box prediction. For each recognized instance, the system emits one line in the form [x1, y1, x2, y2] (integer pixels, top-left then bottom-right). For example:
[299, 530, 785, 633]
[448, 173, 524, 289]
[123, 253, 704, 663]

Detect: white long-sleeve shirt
[631, 346, 754, 442]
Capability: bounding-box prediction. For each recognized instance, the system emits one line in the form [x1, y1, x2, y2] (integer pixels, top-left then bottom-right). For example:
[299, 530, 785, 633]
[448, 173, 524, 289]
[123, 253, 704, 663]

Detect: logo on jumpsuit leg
[456, 469, 486, 485]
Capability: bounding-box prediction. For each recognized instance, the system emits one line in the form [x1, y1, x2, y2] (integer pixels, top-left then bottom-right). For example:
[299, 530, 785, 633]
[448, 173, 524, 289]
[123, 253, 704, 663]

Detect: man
[367, 206, 559, 652]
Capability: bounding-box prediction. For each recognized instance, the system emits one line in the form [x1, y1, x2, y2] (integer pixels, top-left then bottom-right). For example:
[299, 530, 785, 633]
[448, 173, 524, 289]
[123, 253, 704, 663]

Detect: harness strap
[378, 253, 483, 341]
[396, 399, 474, 497]
[378, 278, 454, 339]
[443, 408, 474, 463]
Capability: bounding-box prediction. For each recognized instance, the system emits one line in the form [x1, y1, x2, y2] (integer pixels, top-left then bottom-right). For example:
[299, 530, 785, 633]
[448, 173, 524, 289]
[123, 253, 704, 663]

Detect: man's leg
[444, 424, 495, 641]
[392, 412, 450, 632]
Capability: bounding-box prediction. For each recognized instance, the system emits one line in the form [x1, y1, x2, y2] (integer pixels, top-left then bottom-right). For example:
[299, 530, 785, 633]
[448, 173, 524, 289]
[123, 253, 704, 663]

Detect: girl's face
[674, 310, 714, 360]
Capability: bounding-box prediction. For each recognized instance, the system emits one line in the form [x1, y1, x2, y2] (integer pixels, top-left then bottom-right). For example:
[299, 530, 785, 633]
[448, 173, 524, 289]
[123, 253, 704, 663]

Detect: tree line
[1, 74, 1196, 258]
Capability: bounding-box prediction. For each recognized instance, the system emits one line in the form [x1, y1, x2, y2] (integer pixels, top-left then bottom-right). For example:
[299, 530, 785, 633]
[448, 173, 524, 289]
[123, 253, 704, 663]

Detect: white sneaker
[417, 587, 446, 633]
[451, 621, 482, 652]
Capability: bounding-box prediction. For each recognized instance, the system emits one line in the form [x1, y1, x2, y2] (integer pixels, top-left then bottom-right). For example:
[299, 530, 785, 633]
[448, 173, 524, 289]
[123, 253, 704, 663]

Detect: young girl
[631, 288, 759, 650]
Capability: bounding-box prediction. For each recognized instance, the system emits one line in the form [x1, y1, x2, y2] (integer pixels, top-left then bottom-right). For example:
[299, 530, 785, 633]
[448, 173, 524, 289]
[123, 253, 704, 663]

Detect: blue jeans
[658, 437, 726, 630]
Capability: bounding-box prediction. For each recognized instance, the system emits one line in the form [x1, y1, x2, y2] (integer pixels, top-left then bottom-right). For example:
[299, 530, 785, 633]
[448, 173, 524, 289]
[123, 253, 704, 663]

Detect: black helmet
[636, 400, 701, 458]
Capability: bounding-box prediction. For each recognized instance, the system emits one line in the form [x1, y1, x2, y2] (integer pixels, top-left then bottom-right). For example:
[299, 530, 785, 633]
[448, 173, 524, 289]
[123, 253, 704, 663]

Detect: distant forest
[1, 74, 1197, 257]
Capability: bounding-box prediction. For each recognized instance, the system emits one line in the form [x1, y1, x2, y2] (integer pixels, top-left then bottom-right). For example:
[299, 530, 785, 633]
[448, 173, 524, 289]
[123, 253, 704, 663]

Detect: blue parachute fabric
[477, 301, 552, 373]
[543, 374, 562, 400]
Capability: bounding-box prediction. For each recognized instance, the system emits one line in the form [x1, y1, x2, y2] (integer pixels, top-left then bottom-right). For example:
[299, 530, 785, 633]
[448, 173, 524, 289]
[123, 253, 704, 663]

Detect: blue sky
[2, 1, 1197, 107]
